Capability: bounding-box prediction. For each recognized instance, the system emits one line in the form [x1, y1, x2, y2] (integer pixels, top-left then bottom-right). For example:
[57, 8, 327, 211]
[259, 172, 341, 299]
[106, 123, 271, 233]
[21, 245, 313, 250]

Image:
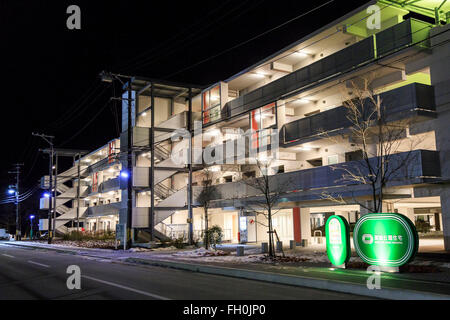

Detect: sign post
[353, 213, 419, 272]
[325, 215, 351, 269]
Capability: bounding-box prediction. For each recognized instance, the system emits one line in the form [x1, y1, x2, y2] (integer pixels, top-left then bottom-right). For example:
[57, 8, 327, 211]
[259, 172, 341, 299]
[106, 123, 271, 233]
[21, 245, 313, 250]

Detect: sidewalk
[3, 241, 450, 300]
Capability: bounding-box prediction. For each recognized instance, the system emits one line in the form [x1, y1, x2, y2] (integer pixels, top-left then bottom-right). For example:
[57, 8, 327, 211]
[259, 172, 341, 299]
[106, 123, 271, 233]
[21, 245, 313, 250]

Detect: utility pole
[100, 71, 134, 249]
[8, 163, 24, 240]
[125, 80, 133, 248]
[187, 87, 194, 245]
[76, 153, 81, 232]
[33, 133, 55, 244]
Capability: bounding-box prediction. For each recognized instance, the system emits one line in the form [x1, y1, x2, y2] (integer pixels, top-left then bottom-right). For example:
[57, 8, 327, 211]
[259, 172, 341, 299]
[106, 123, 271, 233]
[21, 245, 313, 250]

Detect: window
[250, 102, 276, 150]
[307, 158, 323, 167]
[328, 155, 339, 165]
[243, 171, 256, 179]
[202, 85, 221, 125]
[224, 176, 233, 183]
[345, 150, 364, 162]
[250, 103, 276, 131]
[273, 165, 285, 174]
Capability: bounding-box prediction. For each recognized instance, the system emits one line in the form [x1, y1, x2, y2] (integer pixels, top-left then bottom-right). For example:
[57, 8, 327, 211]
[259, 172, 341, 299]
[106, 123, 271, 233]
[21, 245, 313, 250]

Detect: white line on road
[2, 254, 15, 258]
[28, 260, 50, 268]
[82, 275, 170, 300]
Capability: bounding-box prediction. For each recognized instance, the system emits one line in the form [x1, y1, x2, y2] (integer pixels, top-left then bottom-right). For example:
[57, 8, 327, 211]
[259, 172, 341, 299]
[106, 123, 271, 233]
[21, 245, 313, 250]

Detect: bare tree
[321, 76, 424, 213]
[242, 159, 293, 258]
[197, 168, 217, 250]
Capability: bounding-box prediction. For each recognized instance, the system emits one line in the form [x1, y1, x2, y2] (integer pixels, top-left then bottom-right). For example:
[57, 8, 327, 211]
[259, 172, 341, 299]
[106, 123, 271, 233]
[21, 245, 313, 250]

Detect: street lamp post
[32, 133, 55, 244]
[29, 215, 35, 240]
[8, 164, 24, 241]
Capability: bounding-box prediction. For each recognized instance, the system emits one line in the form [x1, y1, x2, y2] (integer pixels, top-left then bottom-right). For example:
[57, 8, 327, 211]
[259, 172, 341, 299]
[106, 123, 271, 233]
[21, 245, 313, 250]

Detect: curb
[4, 242, 450, 300]
[125, 258, 450, 300]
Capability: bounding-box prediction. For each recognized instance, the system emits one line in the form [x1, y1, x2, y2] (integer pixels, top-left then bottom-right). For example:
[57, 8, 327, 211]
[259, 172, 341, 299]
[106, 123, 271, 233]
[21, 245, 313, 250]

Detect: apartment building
[39, 0, 450, 250]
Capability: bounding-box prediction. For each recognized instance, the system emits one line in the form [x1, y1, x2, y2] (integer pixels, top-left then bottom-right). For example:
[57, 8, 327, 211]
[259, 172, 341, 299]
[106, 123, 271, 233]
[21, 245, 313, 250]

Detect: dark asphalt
[0, 242, 371, 300]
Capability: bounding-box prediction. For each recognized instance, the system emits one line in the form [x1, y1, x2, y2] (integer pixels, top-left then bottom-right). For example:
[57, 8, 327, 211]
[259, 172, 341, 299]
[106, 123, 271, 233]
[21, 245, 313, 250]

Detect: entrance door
[247, 216, 256, 242]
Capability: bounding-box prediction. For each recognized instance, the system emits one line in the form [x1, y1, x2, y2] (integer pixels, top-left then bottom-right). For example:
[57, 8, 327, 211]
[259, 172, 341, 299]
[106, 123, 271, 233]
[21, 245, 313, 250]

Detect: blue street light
[7, 188, 15, 195]
[43, 192, 51, 198]
[120, 170, 129, 179]
[29, 215, 35, 240]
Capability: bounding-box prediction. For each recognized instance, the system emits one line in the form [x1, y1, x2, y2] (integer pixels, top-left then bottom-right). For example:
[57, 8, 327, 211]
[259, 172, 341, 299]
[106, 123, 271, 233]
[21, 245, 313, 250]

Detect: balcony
[210, 150, 440, 204]
[223, 19, 431, 121]
[87, 177, 120, 195]
[87, 202, 121, 218]
[376, 18, 431, 58]
[281, 83, 436, 145]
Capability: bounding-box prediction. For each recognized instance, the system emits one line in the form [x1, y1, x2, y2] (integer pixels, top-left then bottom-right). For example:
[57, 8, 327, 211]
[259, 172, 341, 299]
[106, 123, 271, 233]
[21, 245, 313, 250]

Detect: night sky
[0, 0, 368, 228]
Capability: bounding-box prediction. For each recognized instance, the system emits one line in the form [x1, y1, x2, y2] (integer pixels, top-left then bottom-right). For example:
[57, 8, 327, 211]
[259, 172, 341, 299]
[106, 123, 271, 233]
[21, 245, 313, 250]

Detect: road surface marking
[28, 261, 50, 268]
[2, 254, 15, 258]
[82, 275, 170, 300]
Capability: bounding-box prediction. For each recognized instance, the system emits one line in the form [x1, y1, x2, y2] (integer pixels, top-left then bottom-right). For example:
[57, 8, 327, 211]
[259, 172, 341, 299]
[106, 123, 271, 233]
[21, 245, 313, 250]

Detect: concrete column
[292, 207, 311, 243]
[440, 188, 450, 251]
[300, 208, 311, 243]
[277, 100, 286, 128]
[293, 208, 300, 243]
[397, 207, 416, 225]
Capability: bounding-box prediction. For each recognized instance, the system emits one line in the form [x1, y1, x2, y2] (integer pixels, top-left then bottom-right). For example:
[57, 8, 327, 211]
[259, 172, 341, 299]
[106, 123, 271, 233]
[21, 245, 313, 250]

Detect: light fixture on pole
[29, 215, 35, 240]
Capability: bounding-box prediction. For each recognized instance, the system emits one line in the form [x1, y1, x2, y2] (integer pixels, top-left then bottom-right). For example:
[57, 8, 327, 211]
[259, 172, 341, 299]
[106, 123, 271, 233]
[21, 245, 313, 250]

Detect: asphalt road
[0, 242, 371, 300]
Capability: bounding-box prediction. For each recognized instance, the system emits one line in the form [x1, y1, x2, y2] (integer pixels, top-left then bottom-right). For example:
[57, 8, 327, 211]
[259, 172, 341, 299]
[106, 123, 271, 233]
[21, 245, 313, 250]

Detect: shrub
[61, 230, 116, 241]
[203, 225, 223, 250]
[170, 235, 186, 249]
[415, 220, 432, 233]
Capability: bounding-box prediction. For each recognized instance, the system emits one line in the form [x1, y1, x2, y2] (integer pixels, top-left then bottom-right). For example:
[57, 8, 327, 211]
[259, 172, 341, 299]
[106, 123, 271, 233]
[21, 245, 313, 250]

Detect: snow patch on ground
[172, 248, 230, 257]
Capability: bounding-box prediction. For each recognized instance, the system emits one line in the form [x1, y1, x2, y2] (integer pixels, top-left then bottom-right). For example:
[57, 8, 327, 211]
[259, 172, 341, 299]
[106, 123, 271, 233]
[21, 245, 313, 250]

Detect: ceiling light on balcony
[205, 129, 221, 137]
[295, 50, 312, 58]
[296, 98, 312, 104]
[295, 146, 312, 151]
[210, 166, 221, 172]
[252, 71, 268, 79]
[142, 112, 147, 116]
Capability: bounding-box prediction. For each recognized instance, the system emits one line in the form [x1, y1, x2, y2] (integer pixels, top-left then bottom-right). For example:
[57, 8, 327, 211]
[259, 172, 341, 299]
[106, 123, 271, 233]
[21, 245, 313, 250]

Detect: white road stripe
[82, 275, 170, 300]
[2, 254, 15, 258]
[27, 260, 50, 268]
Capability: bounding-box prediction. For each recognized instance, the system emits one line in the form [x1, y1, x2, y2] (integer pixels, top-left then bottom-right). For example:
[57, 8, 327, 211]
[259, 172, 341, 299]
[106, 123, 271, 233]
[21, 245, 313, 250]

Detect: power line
[114, 0, 236, 72]
[49, 79, 102, 128]
[120, 0, 262, 73]
[160, 0, 338, 80]
[50, 84, 109, 130]
[59, 97, 113, 147]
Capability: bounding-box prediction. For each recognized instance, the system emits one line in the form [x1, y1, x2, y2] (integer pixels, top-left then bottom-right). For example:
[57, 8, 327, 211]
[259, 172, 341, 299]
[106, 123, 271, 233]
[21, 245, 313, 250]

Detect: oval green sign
[326, 215, 351, 267]
[353, 213, 419, 267]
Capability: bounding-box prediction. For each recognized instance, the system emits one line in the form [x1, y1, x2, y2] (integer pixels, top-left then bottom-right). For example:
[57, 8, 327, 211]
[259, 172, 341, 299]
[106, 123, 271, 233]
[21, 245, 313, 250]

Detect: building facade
[39, 0, 450, 250]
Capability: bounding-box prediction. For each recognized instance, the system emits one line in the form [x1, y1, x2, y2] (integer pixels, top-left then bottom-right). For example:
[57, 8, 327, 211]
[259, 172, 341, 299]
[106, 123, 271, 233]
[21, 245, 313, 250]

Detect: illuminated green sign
[353, 213, 419, 267]
[325, 216, 351, 267]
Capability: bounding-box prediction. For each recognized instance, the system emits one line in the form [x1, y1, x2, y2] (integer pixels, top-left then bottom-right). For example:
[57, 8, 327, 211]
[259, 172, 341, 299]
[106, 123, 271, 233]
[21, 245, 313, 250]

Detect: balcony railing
[223, 19, 432, 121]
[87, 177, 120, 195]
[87, 202, 121, 218]
[211, 150, 440, 202]
[281, 83, 436, 145]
